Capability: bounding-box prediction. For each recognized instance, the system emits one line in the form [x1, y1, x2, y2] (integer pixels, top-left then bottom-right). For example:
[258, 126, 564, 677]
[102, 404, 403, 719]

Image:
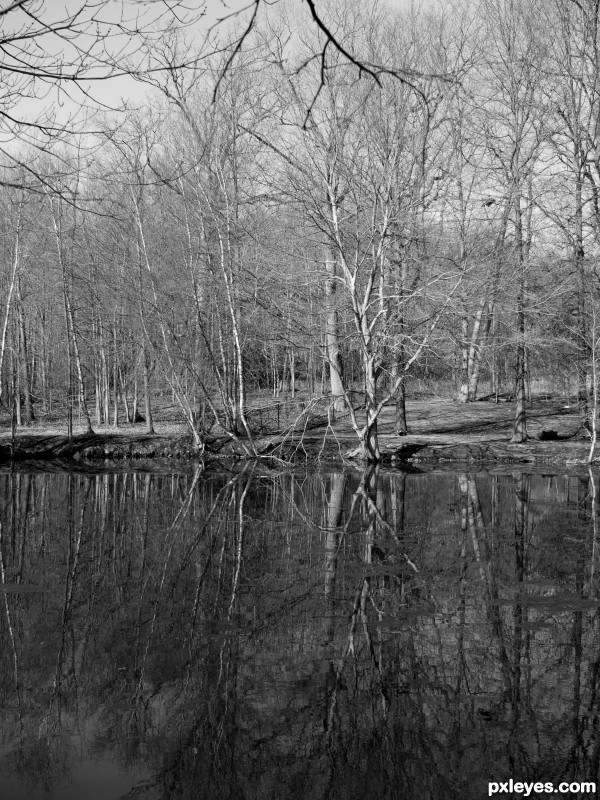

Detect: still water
[0, 465, 598, 799]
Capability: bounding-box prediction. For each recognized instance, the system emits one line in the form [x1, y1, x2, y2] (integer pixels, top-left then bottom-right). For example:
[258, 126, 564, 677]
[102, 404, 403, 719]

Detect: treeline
[1, 0, 599, 459]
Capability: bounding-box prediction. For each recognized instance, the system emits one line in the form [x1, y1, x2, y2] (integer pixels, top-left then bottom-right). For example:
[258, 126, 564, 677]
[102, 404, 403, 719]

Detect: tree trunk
[120, 366, 131, 422]
[325, 253, 345, 412]
[143, 347, 155, 434]
[0, 210, 21, 408]
[101, 336, 110, 425]
[513, 342, 527, 442]
[13, 352, 21, 429]
[65, 350, 73, 443]
[69, 298, 93, 434]
[16, 287, 33, 424]
[394, 243, 408, 432]
[458, 315, 470, 403]
[132, 364, 139, 423]
[113, 324, 119, 429]
[465, 302, 485, 401]
[361, 356, 380, 462]
[93, 319, 102, 424]
[50, 197, 93, 434]
[289, 347, 296, 398]
[511, 195, 527, 443]
[39, 307, 49, 414]
[395, 376, 407, 435]
[467, 298, 496, 401]
[575, 169, 588, 421]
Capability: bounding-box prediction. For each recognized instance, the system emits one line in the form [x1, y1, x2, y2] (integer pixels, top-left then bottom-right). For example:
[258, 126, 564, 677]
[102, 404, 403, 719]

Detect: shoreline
[0, 398, 593, 469]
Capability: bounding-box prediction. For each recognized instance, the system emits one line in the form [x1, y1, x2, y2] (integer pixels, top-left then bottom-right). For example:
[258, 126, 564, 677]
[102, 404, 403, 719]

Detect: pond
[0, 465, 598, 799]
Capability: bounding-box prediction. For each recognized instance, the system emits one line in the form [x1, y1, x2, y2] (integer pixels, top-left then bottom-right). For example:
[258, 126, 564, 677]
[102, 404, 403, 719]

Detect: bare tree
[478, 0, 547, 442]
[209, 0, 450, 111]
[541, 0, 600, 419]
[256, 12, 463, 460]
[0, 0, 203, 191]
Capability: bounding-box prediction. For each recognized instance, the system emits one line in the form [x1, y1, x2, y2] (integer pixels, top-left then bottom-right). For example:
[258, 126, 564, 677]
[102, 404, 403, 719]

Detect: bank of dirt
[0, 398, 593, 467]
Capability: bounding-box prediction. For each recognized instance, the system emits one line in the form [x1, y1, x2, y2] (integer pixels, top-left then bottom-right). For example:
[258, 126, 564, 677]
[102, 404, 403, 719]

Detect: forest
[1, 0, 599, 462]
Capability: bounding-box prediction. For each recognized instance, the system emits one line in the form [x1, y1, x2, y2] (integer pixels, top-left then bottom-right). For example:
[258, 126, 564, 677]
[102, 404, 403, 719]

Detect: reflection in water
[0, 466, 599, 798]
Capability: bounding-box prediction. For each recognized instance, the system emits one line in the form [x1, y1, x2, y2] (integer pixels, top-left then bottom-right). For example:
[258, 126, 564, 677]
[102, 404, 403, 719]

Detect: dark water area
[0, 465, 599, 799]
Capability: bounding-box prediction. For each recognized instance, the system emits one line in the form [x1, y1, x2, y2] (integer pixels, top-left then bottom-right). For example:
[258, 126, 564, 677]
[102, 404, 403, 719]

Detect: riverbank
[371, 398, 593, 467]
[0, 398, 593, 467]
[248, 396, 590, 466]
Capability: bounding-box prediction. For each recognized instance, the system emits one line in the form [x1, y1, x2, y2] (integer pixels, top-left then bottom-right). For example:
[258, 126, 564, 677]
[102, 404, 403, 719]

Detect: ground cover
[0, 396, 592, 467]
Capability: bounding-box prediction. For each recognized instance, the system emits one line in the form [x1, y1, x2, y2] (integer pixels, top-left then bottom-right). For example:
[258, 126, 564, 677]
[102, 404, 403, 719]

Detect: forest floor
[256, 396, 596, 467]
[370, 398, 593, 467]
[0, 396, 595, 468]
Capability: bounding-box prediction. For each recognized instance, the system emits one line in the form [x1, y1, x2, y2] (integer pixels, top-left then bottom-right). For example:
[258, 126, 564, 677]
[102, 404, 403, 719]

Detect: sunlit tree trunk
[112, 321, 119, 429]
[511, 195, 527, 443]
[143, 348, 154, 435]
[325, 252, 345, 413]
[393, 245, 409, 434]
[49, 196, 94, 435]
[0, 198, 23, 409]
[16, 282, 33, 424]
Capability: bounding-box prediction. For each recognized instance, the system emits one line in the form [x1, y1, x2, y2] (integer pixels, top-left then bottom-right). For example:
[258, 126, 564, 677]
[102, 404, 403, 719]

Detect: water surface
[0, 466, 598, 799]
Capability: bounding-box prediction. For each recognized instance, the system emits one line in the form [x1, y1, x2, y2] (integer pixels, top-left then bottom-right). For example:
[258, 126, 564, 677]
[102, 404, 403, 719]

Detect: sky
[79, 0, 426, 104]
[4, 0, 437, 139]
[4, 0, 259, 127]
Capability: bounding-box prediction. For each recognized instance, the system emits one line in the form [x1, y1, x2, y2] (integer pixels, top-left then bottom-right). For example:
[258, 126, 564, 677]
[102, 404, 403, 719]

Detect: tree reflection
[1, 467, 600, 798]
